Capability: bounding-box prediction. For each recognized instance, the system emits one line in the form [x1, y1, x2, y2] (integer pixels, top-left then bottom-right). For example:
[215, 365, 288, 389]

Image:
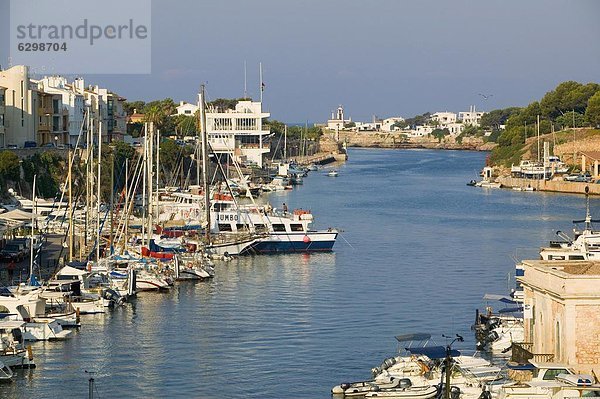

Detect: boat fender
[27, 345, 34, 361]
[303, 235, 311, 243]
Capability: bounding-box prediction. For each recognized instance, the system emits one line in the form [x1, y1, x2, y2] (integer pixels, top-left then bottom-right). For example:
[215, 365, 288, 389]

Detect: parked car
[23, 141, 37, 148]
[0, 243, 28, 262]
[564, 173, 592, 182]
[6, 144, 18, 149]
[41, 142, 56, 148]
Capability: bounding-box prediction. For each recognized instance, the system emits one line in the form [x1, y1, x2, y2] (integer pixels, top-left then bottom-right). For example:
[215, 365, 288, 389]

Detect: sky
[1, 0, 599, 123]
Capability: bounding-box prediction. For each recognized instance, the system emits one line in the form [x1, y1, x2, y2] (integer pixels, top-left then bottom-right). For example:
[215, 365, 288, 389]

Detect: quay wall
[329, 130, 495, 151]
[497, 176, 600, 195]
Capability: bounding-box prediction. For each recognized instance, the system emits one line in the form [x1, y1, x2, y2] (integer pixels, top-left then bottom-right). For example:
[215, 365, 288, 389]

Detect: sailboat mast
[284, 125, 287, 161]
[148, 122, 154, 245]
[68, 149, 73, 262]
[141, 123, 147, 249]
[199, 85, 211, 243]
[30, 174, 36, 281]
[96, 120, 102, 263]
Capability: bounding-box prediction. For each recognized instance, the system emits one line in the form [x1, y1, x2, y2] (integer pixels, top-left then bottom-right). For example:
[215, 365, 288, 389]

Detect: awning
[395, 333, 432, 342]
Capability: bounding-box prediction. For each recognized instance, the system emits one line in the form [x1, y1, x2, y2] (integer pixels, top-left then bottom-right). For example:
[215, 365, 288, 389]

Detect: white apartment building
[206, 100, 271, 167]
[0, 65, 38, 147]
[82, 85, 126, 142]
[35, 76, 86, 146]
[176, 101, 199, 116]
[430, 111, 457, 126]
[0, 86, 5, 147]
[459, 106, 484, 126]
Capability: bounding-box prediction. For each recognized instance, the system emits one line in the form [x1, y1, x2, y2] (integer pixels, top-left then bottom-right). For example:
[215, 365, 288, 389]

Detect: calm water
[3, 148, 597, 398]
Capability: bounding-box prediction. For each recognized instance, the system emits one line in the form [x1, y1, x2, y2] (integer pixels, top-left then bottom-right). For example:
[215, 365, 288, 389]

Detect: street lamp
[54, 135, 58, 147]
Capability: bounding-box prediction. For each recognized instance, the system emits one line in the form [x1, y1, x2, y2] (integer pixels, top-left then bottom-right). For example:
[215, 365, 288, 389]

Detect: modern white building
[206, 100, 271, 167]
[459, 106, 484, 126]
[327, 105, 352, 130]
[176, 101, 199, 116]
[430, 112, 457, 126]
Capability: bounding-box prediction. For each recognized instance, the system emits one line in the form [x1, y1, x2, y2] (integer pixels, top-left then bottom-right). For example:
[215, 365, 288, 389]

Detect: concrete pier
[498, 176, 600, 195]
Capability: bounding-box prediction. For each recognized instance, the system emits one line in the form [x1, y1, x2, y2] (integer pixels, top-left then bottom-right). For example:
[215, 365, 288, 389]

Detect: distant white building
[459, 106, 484, 126]
[446, 122, 465, 136]
[327, 105, 352, 130]
[381, 117, 405, 132]
[356, 122, 381, 131]
[430, 112, 457, 126]
[408, 125, 434, 137]
[176, 101, 198, 116]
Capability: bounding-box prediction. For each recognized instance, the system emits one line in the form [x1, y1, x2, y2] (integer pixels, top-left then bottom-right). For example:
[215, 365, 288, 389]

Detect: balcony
[510, 342, 555, 364]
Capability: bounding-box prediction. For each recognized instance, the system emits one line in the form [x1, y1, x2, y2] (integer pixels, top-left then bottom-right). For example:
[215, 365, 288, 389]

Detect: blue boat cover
[405, 346, 460, 359]
[498, 307, 523, 314]
[395, 333, 431, 342]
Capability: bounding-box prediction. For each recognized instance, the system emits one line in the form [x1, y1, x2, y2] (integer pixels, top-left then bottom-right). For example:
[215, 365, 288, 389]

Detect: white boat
[174, 255, 214, 280]
[0, 320, 35, 369]
[206, 201, 338, 255]
[495, 363, 600, 399]
[327, 170, 339, 177]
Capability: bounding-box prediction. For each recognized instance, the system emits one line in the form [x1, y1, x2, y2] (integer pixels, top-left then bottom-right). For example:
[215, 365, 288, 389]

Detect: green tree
[480, 107, 521, 130]
[556, 112, 586, 129]
[540, 81, 600, 118]
[143, 98, 177, 133]
[586, 91, 600, 127]
[174, 114, 198, 137]
[404, 112, 431, 128]
[431, 128, 449, 142]
[0, 151, 21, 181]
[124, 100, 145, 115]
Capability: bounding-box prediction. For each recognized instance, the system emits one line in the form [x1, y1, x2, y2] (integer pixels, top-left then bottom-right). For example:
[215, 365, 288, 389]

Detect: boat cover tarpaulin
[395, 333, 432, 342]
[405, 346, 460, 359]
[0, 209, 40, 221]
[506, 363, 535, 370]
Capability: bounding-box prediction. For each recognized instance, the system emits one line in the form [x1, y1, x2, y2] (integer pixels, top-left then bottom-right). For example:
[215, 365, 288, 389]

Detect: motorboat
[467, 180, 477, 186]
[174, 255, 214, 280]
[327, 170, 339, 177]
[0, 320, 35, 369]
[0, 359, 13, 381]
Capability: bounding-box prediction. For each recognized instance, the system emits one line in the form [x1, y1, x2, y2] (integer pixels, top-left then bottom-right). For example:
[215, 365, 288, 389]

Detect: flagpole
[259, 62, 263, 103]
[244, 60, 247, 98]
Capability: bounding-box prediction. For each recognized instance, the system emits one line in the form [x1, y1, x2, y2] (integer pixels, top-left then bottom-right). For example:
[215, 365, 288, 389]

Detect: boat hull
[242, 231, 338, 254]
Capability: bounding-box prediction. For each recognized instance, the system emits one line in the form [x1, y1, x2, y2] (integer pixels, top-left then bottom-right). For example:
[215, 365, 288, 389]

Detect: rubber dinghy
[332, 374, 402, 396]
[364, 379, 438, 399]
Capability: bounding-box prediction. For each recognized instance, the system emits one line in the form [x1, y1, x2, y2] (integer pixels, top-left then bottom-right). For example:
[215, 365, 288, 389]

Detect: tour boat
[205, 200, 338, 256]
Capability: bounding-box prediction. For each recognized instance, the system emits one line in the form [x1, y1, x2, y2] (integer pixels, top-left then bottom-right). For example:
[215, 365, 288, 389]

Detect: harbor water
[3, 148, 597, 398]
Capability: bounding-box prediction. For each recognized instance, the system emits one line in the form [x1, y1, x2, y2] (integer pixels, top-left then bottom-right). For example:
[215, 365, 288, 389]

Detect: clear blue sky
[1, 0, 599, 123]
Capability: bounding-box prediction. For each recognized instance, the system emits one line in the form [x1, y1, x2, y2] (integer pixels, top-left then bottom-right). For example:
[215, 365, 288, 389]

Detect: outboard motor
[103, 289, 124, 306]
[450, 386, 461, 399]
[11, 328, 23, 343]
[399, 378, 412, 389]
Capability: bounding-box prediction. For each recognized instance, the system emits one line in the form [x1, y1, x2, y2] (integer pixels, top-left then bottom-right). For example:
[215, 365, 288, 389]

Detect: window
[254, 224, 265, 231]
[542, 368, 570, 381]
[236, 224, 248, 231]
[218, 224, 232, 232]
[272, 224, 286, 232]
[569, 255, 585, 260]
[290, 224, 304, 232]
[53, 99, 60, 114]
[184, 110, 191, 114]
